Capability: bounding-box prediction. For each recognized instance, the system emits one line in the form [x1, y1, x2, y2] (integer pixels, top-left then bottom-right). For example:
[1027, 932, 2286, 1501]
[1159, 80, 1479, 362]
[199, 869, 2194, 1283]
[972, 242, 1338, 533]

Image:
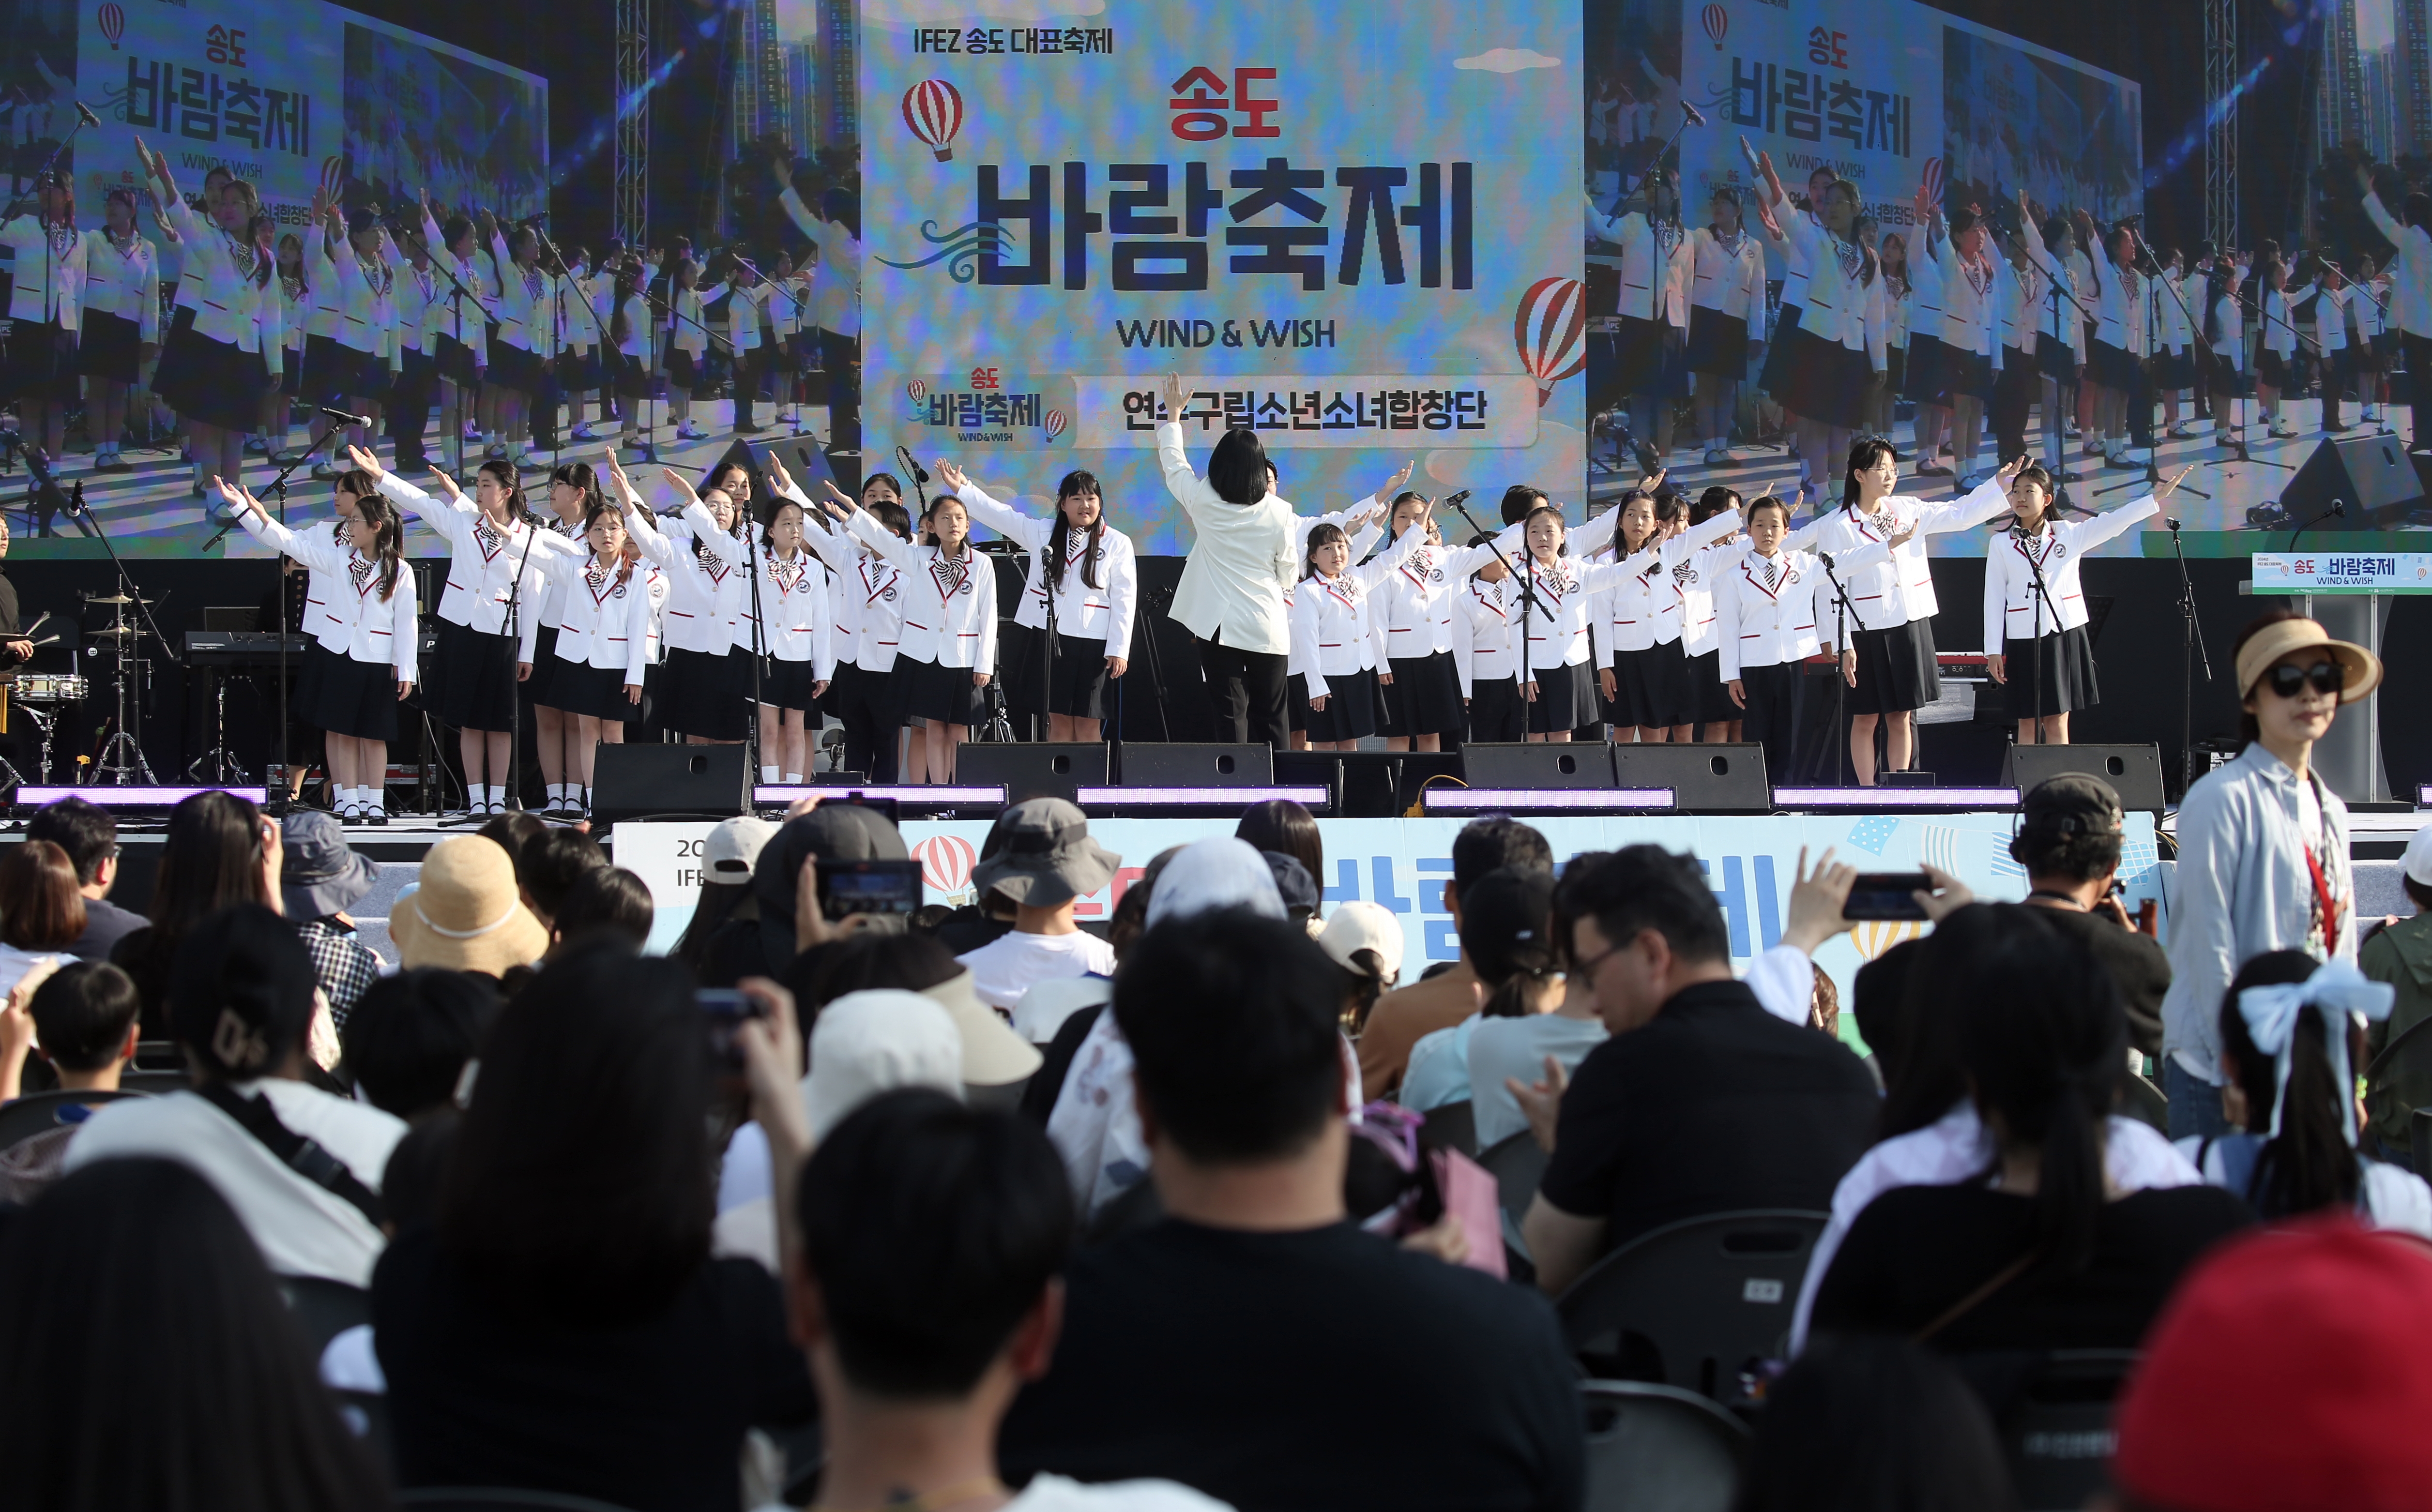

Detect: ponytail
[353, 493, 406, 603]
[2219, 950, 2362, 1221]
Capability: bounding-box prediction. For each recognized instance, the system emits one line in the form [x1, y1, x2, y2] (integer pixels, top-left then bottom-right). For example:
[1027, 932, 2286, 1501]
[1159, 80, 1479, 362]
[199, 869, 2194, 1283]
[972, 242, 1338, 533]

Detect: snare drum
[15, 674, 89, 703]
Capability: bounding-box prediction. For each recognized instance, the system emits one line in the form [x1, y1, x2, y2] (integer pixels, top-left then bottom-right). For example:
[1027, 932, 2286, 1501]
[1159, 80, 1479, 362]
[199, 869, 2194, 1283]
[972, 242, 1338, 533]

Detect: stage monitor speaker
[1460, 743, 1615, 789]
[2000, 742, 2166, 814]
[956, 742, 1110, 804]
[1610, 742, 1774, 813]
[2280, 434, 2424, 531]
[591, 743, 749, 825]
[1121, 743, 1275, 786]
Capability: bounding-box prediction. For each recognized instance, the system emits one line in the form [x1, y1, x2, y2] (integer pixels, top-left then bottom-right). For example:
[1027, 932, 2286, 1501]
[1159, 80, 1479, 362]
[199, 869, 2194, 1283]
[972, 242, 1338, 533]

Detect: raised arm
[213, 478, 345, 572]
[937, 459, 1048, 551]
[844, 503, 918, 574]
[1915, 459, 2025, 534]
[604, 452, 677, 567]
[658, 468, 752, 574]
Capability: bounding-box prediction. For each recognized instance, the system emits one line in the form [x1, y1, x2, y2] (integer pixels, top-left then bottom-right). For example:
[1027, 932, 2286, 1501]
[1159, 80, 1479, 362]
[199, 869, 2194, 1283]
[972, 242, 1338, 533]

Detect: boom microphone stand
[2166, 515, 2212, 797]
[1817, 551, 1864, 786]
[1443, 489, 1550, 740]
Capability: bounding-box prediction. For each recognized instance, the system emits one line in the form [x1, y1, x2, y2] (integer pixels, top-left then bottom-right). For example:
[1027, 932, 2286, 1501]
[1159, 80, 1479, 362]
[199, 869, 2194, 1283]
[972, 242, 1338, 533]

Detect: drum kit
[0, 589, 156, 788]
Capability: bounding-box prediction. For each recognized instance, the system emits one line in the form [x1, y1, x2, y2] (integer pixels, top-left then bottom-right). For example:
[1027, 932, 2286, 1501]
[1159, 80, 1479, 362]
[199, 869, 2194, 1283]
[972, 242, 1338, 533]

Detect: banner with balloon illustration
[66, 0, 547, 229]
[615, 810, 2164, 1048]
[1588, 1, 2138, 281]
[859, 1, 1584, 555]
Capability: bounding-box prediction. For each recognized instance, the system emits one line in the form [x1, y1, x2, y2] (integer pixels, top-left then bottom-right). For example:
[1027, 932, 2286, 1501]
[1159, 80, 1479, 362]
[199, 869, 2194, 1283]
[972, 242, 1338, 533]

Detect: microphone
[1680, 100, 1707, 127]
[2332, 498, 2347, 517]
[319, 406, 373, 427]
[76, 102, 100, 129]
[1441, 489, 1473, 509]
[896, 445, 930, 486]
[2166, 517, 2183, 532]
[1818, 550, 1836, 569]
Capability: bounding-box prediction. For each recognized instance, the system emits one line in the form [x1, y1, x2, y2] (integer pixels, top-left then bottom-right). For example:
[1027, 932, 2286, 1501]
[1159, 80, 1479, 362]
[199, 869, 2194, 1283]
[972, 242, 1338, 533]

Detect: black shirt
[372, 1229, 816, 1512]
[998, 1218, 1586, 1512]
[2031, 904, 2172, 1058]
[1809, 1183, 2254, 1353]
[66, 895, 146, 965]
[1539, 980, 1879, 1252]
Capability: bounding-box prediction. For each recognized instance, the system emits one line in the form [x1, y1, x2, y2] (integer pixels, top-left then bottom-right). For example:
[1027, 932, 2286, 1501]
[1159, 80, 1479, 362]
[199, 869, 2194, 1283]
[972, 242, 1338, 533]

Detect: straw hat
[391, 836, 551, 976]
[2233, 616, 2383, 706]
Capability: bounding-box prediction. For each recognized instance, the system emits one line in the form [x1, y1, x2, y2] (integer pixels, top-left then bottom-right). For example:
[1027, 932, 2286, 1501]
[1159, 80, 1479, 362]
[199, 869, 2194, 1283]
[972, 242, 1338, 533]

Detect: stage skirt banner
[859, 0, 1586, 555]
[617, 810, 2165, 1013]
[1588, 2, 2140, 283]
[2251, 553, 2432, 594]
[69, 0, 548, 226]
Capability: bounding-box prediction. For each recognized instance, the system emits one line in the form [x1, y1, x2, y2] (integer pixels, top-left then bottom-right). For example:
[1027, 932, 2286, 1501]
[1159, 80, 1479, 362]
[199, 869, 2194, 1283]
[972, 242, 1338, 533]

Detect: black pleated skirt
[1682, 647, 1737, 723]
[432, 618, 523, 731]
[1, 317, 79, 405]
[1466, 676, 1526, 744]
[1904, 332, 1951, 406]
[1380, 651, 1464, 739]
[76, 310, 143, 384]
[1686, 307, 1749, 378]
[306, 651, 401, 741]
[1525, 659, 1599, 733]
[1039, 631, 1113, 720]
[1787, 334, 1871, 429]
[1616, 641, 1688, 729]
[662, 644, 750, 740]
[902, 654, 990, 726]
[155, 326, 261, 433]
[1758, 305, 1805, 397]
[547, 658, 638, 720]
[1848, 617, 1940, 716]
[1306, 664, 1379, 744]
[2037, 333, 2078, 383]
[2003, 626, 2099, 717]
[523, 623, 563, 706]
[757, 654, 825, 712]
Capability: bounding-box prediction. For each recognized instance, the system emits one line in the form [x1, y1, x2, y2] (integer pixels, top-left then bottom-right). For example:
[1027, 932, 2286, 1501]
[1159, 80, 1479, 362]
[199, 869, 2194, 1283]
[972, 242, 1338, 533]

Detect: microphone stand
[1443, 492, 1549, 741]
[63, 478, 179, 788]
[732, 252, 810, 436]
[2013, 526, 2067, 745]
[2165, 516, 2212, 798]
[1816, 550, 1864, 786]
[2285, 497, 2346, 551]
[207, 425, 339, 808]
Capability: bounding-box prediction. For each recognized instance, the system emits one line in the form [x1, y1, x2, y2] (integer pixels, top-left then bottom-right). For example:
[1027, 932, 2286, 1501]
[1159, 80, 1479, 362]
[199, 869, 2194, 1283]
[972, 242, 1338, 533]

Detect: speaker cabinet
[1610, 742, 1775, 813]
[2000, 742, 2167, 813]
[2280, 434, 2425, 531]
[1460, 742, 1616, 788]
[955, 742, 1110, 804]
[591, 743, 750, 825]
[1121, 743, 1275, 786]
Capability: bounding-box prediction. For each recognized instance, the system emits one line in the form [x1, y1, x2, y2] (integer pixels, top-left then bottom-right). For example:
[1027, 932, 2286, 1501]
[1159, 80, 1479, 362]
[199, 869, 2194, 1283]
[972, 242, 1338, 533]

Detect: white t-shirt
[1009, 1475, 1233, 1512]
[64, 1079, 407, 1286]
[958, 930, 1117, 1013]
[1011, 974, 1114, 1045]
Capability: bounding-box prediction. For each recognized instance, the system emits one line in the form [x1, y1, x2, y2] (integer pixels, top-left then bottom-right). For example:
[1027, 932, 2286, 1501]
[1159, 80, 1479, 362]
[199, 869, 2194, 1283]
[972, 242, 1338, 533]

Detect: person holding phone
[2161, 609, 2383, 1141]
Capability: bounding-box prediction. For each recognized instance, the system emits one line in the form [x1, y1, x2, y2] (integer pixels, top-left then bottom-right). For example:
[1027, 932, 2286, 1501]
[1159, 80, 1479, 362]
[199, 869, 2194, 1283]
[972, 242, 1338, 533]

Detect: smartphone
[818, 857, 924, 922]
[1843, 873, 1932, 922]
[698, 988, 766, 1071]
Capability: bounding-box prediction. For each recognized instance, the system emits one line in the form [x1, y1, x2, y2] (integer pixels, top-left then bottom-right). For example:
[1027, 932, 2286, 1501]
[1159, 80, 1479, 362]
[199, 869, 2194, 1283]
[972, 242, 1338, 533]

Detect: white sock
[761, 764, 781, 782]
[366, 790, 385, 815]
[784, 771, 804, 784]
[477, 784, 498, 810]
[546, 782, 565, 805]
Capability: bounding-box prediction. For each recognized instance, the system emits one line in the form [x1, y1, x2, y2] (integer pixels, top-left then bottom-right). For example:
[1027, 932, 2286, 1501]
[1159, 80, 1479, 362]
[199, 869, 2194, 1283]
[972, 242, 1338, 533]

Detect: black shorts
[1380, 651, 1463, 739]
[1849, 617, 1940, 715]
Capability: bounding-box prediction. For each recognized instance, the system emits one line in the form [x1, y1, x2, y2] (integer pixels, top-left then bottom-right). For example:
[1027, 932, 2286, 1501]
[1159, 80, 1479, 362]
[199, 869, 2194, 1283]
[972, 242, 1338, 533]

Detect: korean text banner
[1595, 2, 2138, 276]
[75, 0, 548, 225]
[861, 2, 1585, 555]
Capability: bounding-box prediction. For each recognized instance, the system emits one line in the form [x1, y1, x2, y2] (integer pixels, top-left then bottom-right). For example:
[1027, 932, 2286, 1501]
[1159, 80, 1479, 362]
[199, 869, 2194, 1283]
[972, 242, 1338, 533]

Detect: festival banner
[859, 1, 1586, 554]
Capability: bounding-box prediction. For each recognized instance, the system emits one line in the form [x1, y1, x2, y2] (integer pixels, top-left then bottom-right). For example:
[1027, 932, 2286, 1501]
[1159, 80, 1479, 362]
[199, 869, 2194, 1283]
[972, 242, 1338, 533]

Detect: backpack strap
[194, 1082, 387, 1230]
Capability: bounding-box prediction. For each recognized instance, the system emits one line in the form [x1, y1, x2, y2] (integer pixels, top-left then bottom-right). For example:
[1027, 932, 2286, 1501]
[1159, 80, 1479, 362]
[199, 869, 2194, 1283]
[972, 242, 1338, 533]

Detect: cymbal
[79, 592, 155, 605]
[85, 624, 152, 641]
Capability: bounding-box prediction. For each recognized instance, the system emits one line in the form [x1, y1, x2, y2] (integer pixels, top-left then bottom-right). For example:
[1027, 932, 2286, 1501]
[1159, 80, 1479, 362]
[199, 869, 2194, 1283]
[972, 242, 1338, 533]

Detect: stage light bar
[2419, 785, 2432, 808]
[16, 785, 267, 808]
[1423, 787, 1675, 814]
[1773, 786, 2021, 809]
[1075, 785, 1331, 809]
[754, 784, 1007, 807]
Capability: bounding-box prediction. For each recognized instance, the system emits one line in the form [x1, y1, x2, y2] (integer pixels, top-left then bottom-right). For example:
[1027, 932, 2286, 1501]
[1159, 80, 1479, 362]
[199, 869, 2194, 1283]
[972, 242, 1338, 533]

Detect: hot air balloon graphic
[1044, 408, 1067, 442]
[914, 834, 977, 900]
[1921, 157, 1945, 211]
[98, 2, 125, 50]
[1702, 4, 1728, 48]
[1514, 276, 1587, 408]
[1851, 918, 1929, 962]
[905, 378, 928, 403]
[319, 155, 345, 200]
[902, 79, 965, 163]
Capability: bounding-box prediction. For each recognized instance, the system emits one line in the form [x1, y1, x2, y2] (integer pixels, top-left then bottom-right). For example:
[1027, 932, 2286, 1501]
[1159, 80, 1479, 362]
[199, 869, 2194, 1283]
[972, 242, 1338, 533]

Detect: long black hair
[2219, 950, 2361, 1221]
[1045, 470, 1108, 592]
[1207, 428, 1272, 506]
[0, 1160, 392, 1510]
[1841, 435, 1897, 513]
[351, 488, 407, 603]
[474, 456, 537, 528]
[1464, 867, 1560, 1018]
[1235, 800, 1322, 898]
[1302, 521, 1349, 580]
[1735, 1333, 2016, 1512]
[1946, 904, 2126, 1275]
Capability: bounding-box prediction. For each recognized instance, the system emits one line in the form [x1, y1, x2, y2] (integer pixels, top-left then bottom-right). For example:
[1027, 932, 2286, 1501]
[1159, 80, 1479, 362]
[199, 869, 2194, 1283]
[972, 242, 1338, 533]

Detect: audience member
[1235, 798, 1323, 918]
[474, 808, 548, 862]
[704, 803, 911, 986]
[1260, 849, 1322, 931]
[389, 837, 550, 979]
[2102, 1214, 2432, 1512]
[672, 816, 776, 975]
[932, 809, 1025, 955]
[547, 865, 655, 953]
[1735, 1333, 2017, 1512]
[278, 811, 386, 1028]
[1808, 962, 1840, 1038]
[805, 989, 966, 1141]
[0, 837, 83, 1003]
[341, 968, 502, 1120]
[1016, 847, 1185, 1113]
[788, 931, 1041, 1100]
[25, 796, 146, 961]
[0, 962, 143, 1203]
[999, 909, 1586, 1511]
[515, 828, 608, 929]
[374, 942, 815, 1509]
[1045, 838, 1285, 1218]
[2163, 610, 2379, 1139]
[0, 1159, 390, 1509]
[111, 791, 282, 1036]
[1358, 817, 1554, 1097]
[786, 1090, 1230, 1512]
[2362, 823, 2432, 1157]
[2013, 775, 2171, 1057]
[1809, 905, 2252, 1353]
[1521, 846, 1880, 1294]
[67, 904, 408, 1285]
[2180, 952, 2430, 1234]
[956, 798, 1120, 1012]
[1317, 900, 1403, 1033]
[1399, 869, 1564, 1117]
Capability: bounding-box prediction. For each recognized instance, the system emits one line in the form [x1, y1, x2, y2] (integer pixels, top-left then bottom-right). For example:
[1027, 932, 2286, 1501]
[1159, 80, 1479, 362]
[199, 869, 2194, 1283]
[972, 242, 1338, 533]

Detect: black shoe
[736, 421, 765, 434]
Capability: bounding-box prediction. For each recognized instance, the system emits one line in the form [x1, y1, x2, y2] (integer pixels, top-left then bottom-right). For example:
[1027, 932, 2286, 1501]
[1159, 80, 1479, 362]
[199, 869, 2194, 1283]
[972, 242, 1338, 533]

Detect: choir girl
[1751, 146, 1882, 511]
[826, 481, 997, 782]
[1583, 168, 1691, 460]
[517, 492, 656, 817]
[1716, 495, 1901, 779]
[523, 463, 607, 816]
[76, 185, 155, 475]
[742, 452, 837, 783]
[621, 466, 754, 748]
[1454, 533, 1527, 744]
[1290, 519, 1429, 750]
[786, 472, 913, 782]
[1687, 185, 1769, 467]
[136, 140, 272, 500]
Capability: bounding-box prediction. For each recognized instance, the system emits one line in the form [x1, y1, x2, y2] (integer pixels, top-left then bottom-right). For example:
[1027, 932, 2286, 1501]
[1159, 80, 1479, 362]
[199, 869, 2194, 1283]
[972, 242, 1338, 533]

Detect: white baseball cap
[2404, 823, 2432, 888]
[704, 816, 779, 883]
[802, 990, 964, 1142]
[1319, 900, 1406, 985]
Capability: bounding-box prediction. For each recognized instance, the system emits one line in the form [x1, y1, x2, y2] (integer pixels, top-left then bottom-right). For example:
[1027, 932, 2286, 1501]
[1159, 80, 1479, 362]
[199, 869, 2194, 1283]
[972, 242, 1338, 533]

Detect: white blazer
[3, 212, 85, 328]
[394, 260, 438, 357]
[1982, 494, 2159, 648]
[1804, 477, 2011, 631]
[954, 481, 1140, 651]
[1907, 251, 1944, 349]
[330, 236, 397, 363]
[845, 512, 999, 671]
[799, 508, 908, 674]
[1158, 420, 1301, 656]
[77, 229, 158, 338]
[1715, 540, 1890, 679]
[1933, 233, 2000, 360]
[238, 513, 417, 681]
[1584, 199, 1690, 328]
[532, 516, 591, 629]
[160, 196, 259, 351]
[2091, 238, 2148, 354]
[2363, 191, 2432, 338]
[295, 516, 358, 652]
[744, 549, 836, 676]
[1290, 527, 1425, 701]
[488, 231, 554, 358]
[1453, 575, 1524, 695]
[1523, 541, 1670, 672]
[1691, 226, 1768, 332]
[521, 552, 653, 684]
[416, 211, 488, 354]
[1595, 509, 1744, 656]
[376, 474, 580, 634]
[1282, 519, 1382, 680]
[624, 499, 751, 655]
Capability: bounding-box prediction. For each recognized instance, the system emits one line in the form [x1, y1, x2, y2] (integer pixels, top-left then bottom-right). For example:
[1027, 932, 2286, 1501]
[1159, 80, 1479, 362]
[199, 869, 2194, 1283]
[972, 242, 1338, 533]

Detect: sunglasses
[2263, 660, 2344, 700]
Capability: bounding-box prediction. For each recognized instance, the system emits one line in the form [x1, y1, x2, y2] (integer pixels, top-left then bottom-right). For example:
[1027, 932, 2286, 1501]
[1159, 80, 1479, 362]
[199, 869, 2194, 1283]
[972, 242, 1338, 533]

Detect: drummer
[0, 514, 37, 772]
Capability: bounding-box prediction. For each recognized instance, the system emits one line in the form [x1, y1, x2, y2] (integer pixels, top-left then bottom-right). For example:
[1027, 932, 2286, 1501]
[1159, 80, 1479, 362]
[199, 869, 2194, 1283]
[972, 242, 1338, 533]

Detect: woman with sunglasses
[2159, 608, 2385, 1144]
